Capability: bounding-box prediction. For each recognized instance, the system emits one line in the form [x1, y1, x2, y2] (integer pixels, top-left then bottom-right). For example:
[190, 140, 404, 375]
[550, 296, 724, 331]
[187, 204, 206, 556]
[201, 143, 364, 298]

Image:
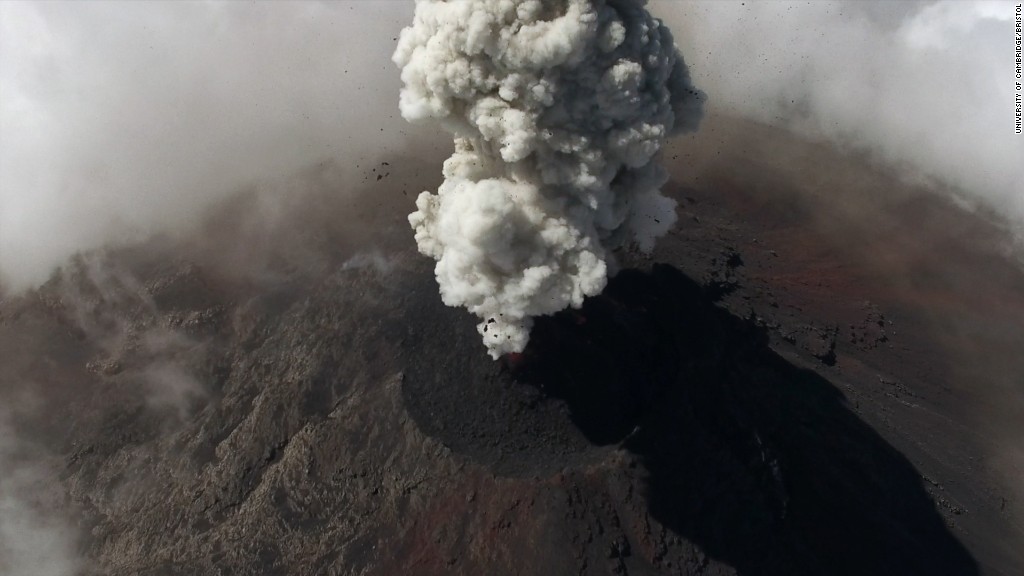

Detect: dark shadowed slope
[662, 114, 1024, 575]
[405, 260, 978, 575]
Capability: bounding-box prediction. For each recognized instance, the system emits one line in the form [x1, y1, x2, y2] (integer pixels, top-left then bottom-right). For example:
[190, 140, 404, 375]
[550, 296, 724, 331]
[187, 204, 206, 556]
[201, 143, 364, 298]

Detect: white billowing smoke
[655, 0, 1024, 230]
[393, 0, 704, 358]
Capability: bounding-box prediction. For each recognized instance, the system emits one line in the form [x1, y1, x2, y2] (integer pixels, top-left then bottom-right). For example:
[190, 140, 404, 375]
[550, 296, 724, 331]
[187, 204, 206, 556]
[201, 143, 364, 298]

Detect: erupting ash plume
[393, 0, 704, 358]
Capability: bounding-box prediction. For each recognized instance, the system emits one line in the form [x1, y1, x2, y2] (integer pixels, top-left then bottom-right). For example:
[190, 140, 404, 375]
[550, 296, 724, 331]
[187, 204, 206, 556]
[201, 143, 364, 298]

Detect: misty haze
[1, 1, 1022, 575]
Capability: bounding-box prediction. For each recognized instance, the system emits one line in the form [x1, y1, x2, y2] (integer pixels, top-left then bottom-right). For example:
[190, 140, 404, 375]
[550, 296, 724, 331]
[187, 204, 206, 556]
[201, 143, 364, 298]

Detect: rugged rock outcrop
[0, 248, 975, 575]
[3, 115, 1022, 575]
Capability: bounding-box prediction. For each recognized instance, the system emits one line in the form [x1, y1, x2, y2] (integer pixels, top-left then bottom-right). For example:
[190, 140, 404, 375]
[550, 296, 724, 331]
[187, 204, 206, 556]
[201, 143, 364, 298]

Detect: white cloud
[654, 0, 1023, 229]
[0, 1, 415, 291]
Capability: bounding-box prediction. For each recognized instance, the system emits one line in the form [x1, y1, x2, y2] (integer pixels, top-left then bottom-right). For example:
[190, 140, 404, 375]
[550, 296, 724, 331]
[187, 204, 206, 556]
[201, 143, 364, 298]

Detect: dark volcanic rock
[4, 116, 1023, 575]
[0, 248, 977, 576]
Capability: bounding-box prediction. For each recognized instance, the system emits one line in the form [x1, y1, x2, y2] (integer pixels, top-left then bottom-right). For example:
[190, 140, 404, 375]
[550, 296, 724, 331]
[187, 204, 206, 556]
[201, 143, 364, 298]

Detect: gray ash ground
[2, 116, 1022, 575]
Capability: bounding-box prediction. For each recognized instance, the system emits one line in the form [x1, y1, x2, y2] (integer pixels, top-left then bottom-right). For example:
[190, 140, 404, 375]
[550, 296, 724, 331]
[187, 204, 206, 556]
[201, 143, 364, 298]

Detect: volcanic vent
[397, 253, 976, 575]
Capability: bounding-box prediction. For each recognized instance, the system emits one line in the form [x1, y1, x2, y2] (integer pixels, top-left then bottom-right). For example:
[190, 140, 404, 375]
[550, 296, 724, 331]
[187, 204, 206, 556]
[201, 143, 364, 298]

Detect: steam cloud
[393, 0, 704, 358]
[5, 1, 1016, 321]
[656, 0, 1024, 231]
[0, 408, 79, 576]
[0, 1, 414, 293]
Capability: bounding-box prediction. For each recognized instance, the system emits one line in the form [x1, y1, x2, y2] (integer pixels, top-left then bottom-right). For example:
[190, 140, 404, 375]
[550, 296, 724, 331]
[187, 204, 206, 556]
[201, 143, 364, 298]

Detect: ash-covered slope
[1, 244, 974, 576]
[3, 116, 1022, 575]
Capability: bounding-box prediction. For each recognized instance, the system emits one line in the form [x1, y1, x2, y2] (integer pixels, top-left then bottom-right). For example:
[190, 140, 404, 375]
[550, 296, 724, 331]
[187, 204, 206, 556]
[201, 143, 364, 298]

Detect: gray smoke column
[393, 0, 704, 358]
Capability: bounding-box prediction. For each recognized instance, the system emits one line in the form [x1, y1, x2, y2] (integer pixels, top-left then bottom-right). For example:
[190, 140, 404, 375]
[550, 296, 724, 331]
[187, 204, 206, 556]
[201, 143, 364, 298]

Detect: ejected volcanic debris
[393, 0, 705, 357]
